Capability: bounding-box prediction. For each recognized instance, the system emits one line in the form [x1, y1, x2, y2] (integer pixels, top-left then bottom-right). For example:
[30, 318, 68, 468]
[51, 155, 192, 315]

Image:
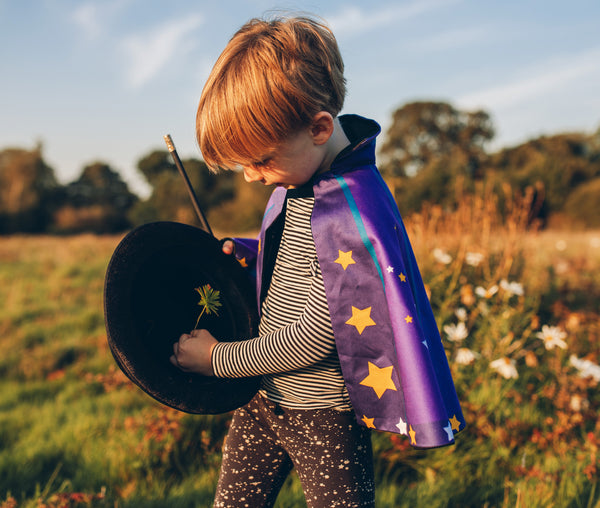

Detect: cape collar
[323, 115, 381, 176]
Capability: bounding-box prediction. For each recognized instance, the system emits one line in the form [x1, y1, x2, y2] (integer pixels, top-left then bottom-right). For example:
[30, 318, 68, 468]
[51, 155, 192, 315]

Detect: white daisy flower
[536, 325, 567, 350]
[455, 348, 478, 365]
[569, 394, 589, 412]
[500, 279, 524, 296]
[569, 355, 600, 382]
[475, 285, 499, 299]
[465, 252, 484, 267]
[433, 248, 452, 264]
[490, 357, 519, 379]
[455, 307, 468, 321]
[443, 322, 468, 342]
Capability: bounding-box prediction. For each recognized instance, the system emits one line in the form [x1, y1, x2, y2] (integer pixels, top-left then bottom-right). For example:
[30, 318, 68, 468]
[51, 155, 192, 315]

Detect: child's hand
[221, 239, 235, 255]
[170, 329, 218, 376]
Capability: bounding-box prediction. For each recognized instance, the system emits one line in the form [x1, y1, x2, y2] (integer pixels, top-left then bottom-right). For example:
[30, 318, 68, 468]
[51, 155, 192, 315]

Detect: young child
[170, 14, 464, 508]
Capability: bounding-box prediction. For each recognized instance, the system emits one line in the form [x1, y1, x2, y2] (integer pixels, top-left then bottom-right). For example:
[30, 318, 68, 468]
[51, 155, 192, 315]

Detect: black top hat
[104, 221, 260, 414]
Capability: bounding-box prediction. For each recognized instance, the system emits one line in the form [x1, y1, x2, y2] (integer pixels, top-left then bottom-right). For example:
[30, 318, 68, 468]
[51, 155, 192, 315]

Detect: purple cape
[234, 115, 465, 449]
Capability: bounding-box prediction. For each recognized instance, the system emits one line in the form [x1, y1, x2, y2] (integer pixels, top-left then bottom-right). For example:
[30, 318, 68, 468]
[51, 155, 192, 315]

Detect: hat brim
[104, 221, 260, 414]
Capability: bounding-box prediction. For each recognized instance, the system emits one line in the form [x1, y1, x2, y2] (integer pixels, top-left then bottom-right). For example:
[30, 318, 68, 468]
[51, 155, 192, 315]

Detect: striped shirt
[212, 193, 351, 410]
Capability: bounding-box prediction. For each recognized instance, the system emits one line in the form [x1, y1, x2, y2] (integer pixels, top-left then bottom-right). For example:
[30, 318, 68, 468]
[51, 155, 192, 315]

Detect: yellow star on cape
[405, 315, 413, 324]
[237, 257, 248, 268]
[409, 425, 417, 445]
[335, 250, 356, 270]
[361, 415, 376, 429]
[346, 306, 376, 334]
[450, 414, 461, 432]
[258, 238, 262, 253]
[359, 362, 397, 399]
[398, 272, 407, 282]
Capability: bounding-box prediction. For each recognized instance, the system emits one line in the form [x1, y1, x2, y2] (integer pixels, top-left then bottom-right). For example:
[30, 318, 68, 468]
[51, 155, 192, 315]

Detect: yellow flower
[193, 284, 222, 329]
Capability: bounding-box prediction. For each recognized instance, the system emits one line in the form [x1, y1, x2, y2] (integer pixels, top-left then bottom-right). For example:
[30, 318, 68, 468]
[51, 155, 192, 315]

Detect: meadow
[1, 192, 599, 507]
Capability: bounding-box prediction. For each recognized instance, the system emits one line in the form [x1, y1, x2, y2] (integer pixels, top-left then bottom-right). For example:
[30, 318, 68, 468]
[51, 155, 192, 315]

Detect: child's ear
[310, 112, 334, 145]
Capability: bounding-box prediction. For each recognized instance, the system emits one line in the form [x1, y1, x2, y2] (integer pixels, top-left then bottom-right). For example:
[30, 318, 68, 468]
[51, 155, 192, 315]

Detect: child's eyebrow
[253, 156, 273, 167]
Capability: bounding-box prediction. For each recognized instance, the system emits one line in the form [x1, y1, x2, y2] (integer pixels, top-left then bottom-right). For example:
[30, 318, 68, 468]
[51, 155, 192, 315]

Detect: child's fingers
[221, 240, 234, 255]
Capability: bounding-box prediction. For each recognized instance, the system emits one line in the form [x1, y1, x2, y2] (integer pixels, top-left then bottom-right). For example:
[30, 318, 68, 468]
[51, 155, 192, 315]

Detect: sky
[1, 0, 599, 196]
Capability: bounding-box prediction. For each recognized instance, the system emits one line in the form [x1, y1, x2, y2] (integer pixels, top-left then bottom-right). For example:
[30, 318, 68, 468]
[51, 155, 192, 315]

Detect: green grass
[1, 230, 599, 508]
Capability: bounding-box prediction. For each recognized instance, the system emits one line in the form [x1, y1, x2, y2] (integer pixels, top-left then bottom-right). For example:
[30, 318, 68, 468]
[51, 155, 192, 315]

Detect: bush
[563, 177, 600, 228]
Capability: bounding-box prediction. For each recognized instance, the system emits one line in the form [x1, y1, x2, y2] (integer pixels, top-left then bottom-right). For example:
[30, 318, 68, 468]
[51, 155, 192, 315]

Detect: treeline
[1, 101, 599, 235]
[379, 102, 600, 228]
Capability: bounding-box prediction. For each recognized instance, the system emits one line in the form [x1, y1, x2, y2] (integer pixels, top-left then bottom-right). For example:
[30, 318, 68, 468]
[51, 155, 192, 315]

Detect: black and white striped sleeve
[211, 261, 335, 378]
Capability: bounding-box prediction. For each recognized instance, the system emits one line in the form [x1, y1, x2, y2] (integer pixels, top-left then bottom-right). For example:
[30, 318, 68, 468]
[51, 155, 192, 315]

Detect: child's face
[240, 128, 326, 189]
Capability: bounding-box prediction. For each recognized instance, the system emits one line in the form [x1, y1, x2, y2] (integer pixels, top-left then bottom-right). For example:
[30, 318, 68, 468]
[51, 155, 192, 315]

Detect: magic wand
[163, 134, 213, 236]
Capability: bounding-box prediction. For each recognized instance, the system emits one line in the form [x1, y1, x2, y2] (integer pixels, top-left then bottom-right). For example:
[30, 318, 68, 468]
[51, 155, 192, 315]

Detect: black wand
[163, 134, 213, 236]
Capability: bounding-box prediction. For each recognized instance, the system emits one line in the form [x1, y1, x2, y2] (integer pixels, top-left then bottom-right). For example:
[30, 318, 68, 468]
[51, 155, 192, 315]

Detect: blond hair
[196, 15, 346, 171]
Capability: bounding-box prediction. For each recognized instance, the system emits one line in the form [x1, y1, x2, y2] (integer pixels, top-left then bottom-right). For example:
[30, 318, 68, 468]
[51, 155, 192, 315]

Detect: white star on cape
[396, 417, 407, 435]
[443, 421, 454, 441]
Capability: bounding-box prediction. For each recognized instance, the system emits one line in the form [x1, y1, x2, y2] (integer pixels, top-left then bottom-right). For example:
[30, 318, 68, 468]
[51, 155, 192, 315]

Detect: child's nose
[243, 166, 262, 183]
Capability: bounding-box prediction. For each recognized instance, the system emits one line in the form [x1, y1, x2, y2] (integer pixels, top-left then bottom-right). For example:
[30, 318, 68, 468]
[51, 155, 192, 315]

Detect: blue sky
[1, 0, 599, 195]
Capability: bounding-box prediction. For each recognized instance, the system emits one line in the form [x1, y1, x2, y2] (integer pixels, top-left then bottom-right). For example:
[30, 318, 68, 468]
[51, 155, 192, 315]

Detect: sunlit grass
[1, 193, 599, 507]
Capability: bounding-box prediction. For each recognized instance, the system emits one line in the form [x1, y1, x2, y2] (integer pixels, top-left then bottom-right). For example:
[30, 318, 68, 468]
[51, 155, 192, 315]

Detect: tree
[52, 162, 138, 234]
[207, 171, 273, 232]
[0, 145, 59, 233]
[488, 132, 600, 222]
[129, 150, 235, 228]
[379, 101, 495, 178]
[563, 177, 600, 228]
[136, 150, 176, 184]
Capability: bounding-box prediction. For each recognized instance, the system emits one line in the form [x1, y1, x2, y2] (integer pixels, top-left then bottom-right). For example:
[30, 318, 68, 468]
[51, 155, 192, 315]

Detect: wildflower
[455, 348, 478, 365]
[433, 248, 452, 264]
[555, 240, 567, 251]
[555, 260, 569, 274]
[475, 284, 498, 299]
[460, 285, 476, 307]
[569, 355, 600, 382]
[465, 251, 484, 267]
[570, 394, 589, 412]
[565, 312, 583, 332]
[524, 351, 539, 368]
[500, 279, 524, 296]
[536, 325, 567, 350]
[455, 307, 467, 321]
[490, 357, 519, 379]
[443, 322, 468, 342]
[194, 284, 222, 329]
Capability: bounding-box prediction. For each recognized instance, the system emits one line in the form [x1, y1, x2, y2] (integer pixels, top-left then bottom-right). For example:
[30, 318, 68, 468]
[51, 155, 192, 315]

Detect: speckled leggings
[213, 393, 375, 508]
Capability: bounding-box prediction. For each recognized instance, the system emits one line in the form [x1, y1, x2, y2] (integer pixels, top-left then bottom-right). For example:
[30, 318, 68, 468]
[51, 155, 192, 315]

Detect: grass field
[1, 210, 599, 507]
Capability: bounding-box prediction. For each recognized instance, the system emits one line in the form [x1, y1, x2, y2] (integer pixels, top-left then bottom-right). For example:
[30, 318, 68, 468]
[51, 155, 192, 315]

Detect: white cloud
[406, 26, 490, 54]
[121, 14, 203, 89]
[457, 46, 600, 111]
[72, 3, 102, 39]
[327, 0, 462, 37]
[71, 0, 131, 40]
